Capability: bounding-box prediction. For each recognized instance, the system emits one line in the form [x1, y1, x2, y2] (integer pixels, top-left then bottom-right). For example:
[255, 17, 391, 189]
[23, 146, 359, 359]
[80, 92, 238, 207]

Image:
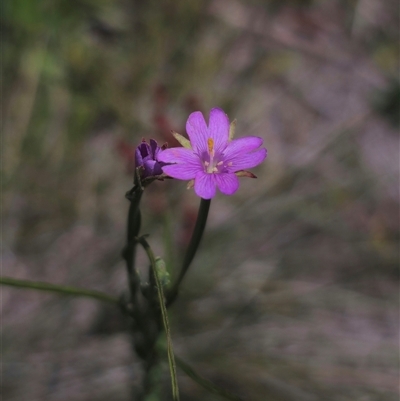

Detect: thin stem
[136, 235, 180, 401]
[0, 276, 119, 305]
[167, 198, 211, 305]
[124, 184, 143, 293]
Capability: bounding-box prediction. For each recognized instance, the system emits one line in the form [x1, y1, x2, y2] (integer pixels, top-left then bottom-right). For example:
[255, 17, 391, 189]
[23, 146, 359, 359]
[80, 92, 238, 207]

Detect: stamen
[204, 137, 222, 174]
[207, 138, 214, 157]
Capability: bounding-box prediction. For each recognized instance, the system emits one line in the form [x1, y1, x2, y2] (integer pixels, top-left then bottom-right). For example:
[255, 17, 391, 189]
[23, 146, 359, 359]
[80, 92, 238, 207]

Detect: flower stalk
[124, 183, 143, 294]
[167, 198, 211, 306]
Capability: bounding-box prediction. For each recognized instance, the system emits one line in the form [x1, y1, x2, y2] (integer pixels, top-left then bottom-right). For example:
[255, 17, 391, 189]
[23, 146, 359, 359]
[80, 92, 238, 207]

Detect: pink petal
[159, 148, 201, 180]
[214, 173, 240, 195]
[162, 163, 199, 180]
[225, 148, 267, 172]
[208, 108, 230, 152]
[157, 147, 198, 164]
[223, 136, 263, 159]
[186, 111, 208, 154]
[194, 172, 216, 199]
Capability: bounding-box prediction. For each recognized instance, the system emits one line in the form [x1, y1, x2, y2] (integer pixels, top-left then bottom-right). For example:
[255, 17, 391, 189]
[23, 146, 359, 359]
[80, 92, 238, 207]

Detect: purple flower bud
[135, 139, 166, 179]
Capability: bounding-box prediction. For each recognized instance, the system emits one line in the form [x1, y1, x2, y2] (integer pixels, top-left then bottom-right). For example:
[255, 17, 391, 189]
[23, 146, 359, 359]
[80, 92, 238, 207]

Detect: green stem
[167, 198, 211, 305]
[124, 184, 143, 292]
[136, 235, 180, 401]
[0, 276, 119, 305]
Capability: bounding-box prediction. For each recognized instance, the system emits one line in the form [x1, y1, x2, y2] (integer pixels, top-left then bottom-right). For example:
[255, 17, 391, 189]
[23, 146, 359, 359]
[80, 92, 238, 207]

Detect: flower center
[203, 138, 224, 174]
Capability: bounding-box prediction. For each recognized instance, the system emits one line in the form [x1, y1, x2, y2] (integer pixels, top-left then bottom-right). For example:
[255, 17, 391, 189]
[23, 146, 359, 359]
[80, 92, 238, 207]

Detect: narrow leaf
[0, 277, 118, 305]
[136, 236, 180, 401]
[175, 356, 245, 401]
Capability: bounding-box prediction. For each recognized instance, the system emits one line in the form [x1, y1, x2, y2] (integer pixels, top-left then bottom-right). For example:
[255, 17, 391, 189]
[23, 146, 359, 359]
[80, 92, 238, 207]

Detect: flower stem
[124, 184, 144, 293]
[0, 276, 119, 305]
[167, 198, 211, 305]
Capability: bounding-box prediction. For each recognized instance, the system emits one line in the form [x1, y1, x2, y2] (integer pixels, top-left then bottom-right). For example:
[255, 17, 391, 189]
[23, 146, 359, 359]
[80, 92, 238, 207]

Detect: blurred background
[2, 0, 399, 400]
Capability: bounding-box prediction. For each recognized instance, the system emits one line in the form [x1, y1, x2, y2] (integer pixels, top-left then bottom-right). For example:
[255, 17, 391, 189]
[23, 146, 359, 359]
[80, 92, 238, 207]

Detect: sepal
[229, 119, 237, 141]
[235, 170, 257, 178]
[172, 131, 192, 149]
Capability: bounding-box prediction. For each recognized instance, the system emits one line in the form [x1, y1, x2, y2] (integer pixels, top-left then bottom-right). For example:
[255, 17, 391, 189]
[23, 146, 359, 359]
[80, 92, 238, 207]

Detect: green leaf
[0, 276, 118, 305]
[172, 131, 192, 149]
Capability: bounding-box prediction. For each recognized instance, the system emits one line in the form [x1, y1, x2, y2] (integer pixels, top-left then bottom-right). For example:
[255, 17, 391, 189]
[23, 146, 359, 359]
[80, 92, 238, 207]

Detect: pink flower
[157, 108, 267, 199]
